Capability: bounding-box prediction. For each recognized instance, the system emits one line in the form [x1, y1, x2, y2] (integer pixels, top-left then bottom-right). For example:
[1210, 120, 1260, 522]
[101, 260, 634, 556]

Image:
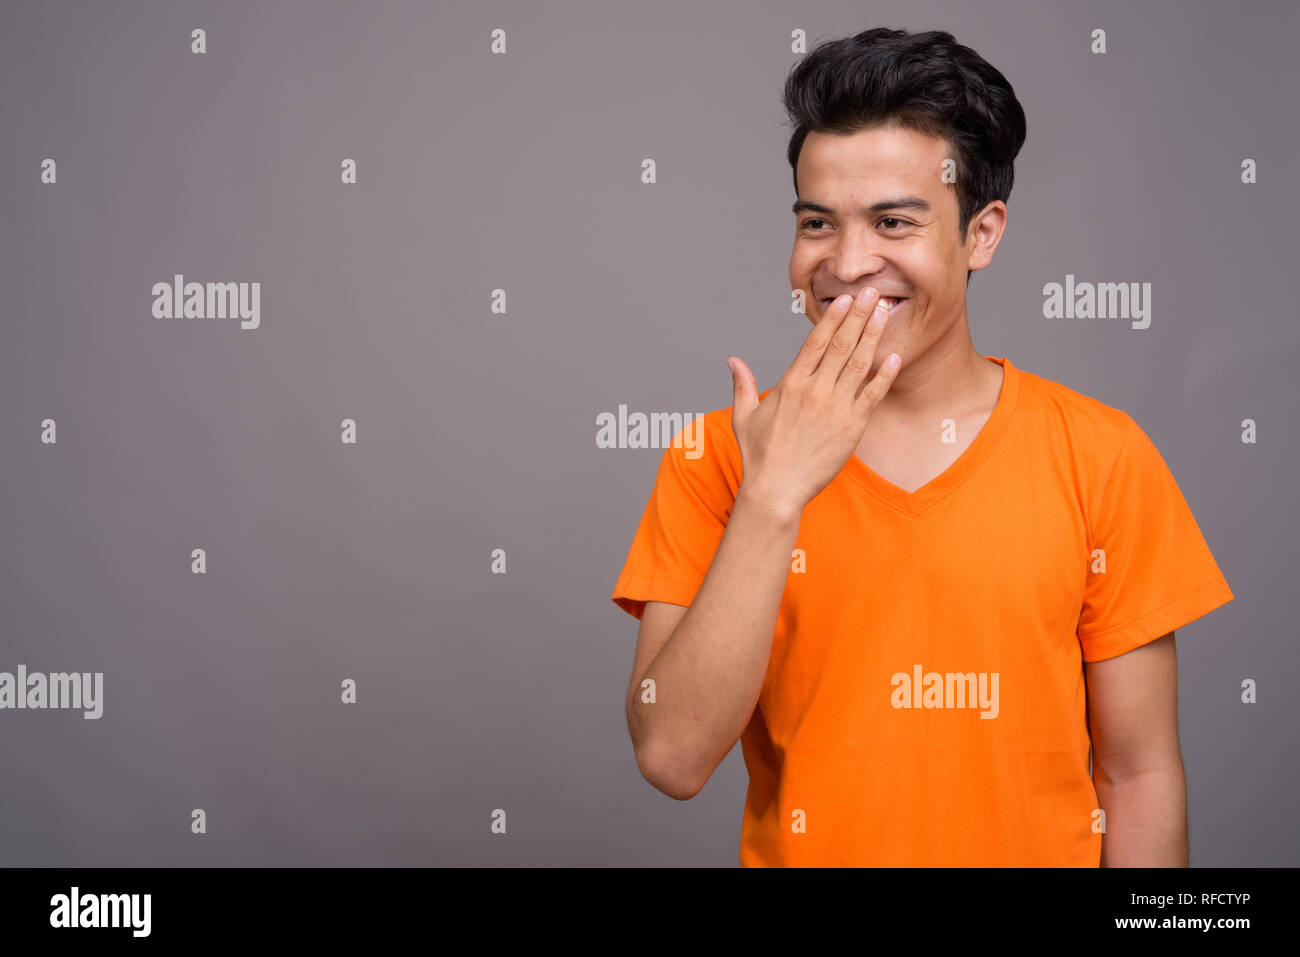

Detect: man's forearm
[1094, 763, 1189, 866]
[629, 486, 802, 798]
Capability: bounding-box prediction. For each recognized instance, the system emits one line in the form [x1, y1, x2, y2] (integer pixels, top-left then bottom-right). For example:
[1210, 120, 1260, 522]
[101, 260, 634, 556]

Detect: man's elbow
[1093, 745, 1185, 787]
[635, 741, 705, 801]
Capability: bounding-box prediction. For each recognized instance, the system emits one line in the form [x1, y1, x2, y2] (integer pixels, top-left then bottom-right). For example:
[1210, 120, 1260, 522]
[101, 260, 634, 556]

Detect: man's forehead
[797, 129, 950, 213]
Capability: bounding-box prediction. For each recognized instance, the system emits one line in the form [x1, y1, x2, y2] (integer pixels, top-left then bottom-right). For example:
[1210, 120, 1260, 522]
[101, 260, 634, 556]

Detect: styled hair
[782, 28, 1027, 282]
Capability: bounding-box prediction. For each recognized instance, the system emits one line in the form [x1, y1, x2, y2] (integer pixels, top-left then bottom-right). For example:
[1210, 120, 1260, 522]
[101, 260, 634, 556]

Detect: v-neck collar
[840, 355, 1020, 517]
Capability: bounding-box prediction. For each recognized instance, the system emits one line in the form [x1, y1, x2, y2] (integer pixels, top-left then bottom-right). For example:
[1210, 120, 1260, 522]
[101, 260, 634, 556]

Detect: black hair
[782, 28, 1027, 284]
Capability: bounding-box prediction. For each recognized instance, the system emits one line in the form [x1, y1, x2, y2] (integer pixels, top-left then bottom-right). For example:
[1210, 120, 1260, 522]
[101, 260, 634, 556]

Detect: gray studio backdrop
[1, 0, 1296, 866]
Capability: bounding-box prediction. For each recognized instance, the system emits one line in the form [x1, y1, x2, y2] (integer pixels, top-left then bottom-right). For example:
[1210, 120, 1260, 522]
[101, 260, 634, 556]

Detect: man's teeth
[824, 297, 904, 310]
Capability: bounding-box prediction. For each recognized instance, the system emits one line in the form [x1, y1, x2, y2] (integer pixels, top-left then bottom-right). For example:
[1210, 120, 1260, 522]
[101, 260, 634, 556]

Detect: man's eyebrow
[792, 197, 931, 217]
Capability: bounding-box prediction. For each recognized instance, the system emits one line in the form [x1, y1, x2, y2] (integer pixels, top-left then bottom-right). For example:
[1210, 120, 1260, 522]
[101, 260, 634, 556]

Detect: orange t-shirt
[611, 355, 1234, 867]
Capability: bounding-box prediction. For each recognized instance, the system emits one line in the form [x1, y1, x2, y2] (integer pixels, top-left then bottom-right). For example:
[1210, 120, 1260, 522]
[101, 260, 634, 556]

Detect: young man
[610, 28, 1233, 866]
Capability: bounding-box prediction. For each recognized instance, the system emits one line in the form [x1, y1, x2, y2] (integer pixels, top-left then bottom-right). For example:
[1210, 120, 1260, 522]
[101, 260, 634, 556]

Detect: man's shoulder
[1013, 361, 1134, 452]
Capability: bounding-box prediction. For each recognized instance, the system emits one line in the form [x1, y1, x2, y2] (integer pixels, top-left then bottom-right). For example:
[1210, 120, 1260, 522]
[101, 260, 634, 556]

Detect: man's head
[784, 28, 1026, 365]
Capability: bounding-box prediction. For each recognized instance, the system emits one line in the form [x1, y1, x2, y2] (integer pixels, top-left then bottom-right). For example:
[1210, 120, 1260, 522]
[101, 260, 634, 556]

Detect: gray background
[0, 0, 1295, 866]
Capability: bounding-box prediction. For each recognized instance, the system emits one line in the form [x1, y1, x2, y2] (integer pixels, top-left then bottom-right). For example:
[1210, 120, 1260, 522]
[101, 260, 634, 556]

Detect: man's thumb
[726, 356, 757, 418]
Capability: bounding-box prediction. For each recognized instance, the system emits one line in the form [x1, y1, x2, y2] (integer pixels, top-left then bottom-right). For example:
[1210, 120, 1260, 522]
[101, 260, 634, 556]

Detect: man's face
[788, 124, 981, 369]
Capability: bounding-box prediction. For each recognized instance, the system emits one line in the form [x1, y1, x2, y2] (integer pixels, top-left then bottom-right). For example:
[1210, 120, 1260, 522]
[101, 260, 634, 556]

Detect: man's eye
[801, 217, 910, 231]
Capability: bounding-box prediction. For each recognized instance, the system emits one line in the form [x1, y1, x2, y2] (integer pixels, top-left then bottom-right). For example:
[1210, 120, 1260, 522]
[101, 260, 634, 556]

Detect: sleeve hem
[610, 570, 703, 621]
[1078, 575, 1235, 662]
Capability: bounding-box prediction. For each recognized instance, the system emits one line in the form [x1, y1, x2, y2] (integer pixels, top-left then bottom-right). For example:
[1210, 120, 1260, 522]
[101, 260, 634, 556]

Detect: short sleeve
[610, 413, 737, 621]
[1076, 413, 1234, 661]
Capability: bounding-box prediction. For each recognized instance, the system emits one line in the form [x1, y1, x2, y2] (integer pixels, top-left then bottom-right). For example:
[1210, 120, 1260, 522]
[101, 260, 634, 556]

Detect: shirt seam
[1079, 573, 1222, 640]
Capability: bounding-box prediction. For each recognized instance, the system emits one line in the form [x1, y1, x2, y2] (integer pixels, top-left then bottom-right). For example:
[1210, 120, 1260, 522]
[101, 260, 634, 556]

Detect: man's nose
[823, 227, 889, 282]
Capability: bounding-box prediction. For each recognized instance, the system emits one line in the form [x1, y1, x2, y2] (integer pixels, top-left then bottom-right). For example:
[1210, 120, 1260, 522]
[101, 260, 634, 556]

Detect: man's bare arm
[626, 491, 801, 800]
[1086, 631, 1188, 866]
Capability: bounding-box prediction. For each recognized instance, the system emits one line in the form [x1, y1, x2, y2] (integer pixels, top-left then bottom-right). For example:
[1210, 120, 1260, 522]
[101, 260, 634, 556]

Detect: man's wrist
[735, 482, 805, 528]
